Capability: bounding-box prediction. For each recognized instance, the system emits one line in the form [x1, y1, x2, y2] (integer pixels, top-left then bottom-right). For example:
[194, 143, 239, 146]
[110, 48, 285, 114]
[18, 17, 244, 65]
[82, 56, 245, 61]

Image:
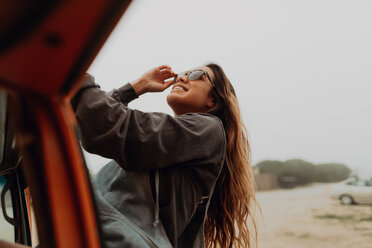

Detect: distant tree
[254, 159, 352, 187]
[314, 163, 351, 182]
[282, 159, 316, 185]
[255, 160, 284, 176]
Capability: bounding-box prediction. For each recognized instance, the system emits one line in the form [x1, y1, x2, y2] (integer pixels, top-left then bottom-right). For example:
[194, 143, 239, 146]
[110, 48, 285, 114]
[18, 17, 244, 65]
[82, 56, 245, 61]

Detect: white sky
[84, 0, 372, 176]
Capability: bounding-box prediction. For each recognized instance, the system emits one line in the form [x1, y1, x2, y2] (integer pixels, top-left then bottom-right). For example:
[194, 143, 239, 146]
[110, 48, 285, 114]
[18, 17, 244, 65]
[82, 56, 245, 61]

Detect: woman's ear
[206, 96, 215, 108]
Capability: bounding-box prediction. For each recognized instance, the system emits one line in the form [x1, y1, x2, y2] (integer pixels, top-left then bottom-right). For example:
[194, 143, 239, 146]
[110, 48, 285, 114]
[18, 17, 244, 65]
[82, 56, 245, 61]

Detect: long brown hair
[204, 63, 259, 248]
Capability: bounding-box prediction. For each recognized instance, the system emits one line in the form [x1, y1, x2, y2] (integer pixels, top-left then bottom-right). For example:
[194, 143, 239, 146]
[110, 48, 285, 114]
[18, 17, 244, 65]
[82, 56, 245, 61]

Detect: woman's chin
[167, 92, 183, 102]
[166, 94, 186, 114]
[166, 93, 179, 107]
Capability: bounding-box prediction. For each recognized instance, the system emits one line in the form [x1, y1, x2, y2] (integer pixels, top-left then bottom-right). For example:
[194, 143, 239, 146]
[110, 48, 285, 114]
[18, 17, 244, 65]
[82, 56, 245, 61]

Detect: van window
[0, 91, 6, 165]
[0, 175, 14, 243]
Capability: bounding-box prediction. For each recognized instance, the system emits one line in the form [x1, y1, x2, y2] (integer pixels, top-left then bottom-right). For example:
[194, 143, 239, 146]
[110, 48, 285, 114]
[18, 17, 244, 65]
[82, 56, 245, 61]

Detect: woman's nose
[175, 75, 188, 83]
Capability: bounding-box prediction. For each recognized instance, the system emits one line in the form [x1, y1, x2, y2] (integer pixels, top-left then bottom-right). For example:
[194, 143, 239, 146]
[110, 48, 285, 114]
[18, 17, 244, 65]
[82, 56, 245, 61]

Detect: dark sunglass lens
[188, 70, 204, 80]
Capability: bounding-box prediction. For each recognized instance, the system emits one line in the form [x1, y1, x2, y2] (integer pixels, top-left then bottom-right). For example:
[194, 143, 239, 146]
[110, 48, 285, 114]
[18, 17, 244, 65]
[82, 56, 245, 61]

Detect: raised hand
[131, 65, 177, 96]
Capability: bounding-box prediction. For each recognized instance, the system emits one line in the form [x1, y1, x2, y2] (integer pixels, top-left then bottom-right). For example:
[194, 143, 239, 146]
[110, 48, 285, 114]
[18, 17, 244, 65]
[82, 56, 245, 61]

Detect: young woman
[72, 63, 258, 248]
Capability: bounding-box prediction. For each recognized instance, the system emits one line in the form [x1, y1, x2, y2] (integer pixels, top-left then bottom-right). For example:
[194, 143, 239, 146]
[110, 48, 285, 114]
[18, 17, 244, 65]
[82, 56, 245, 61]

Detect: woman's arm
[104, 65, 176, 105]
[72, 75, 139, 110]
[73, 74, 225, 171]
[107, 83, 138, 106]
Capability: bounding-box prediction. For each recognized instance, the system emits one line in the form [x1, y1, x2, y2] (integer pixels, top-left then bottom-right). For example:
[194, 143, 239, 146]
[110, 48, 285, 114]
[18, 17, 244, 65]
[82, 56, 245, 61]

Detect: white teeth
[173, 86, 184, 91]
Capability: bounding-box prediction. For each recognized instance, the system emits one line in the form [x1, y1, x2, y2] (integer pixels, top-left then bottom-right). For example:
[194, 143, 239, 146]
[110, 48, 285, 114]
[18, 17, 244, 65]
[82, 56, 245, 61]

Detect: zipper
[153, 168, 160, 227]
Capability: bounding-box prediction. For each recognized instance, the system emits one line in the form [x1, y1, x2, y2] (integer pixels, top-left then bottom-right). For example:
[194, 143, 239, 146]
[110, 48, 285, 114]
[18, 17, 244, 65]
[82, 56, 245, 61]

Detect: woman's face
[166, 66, 215, 116]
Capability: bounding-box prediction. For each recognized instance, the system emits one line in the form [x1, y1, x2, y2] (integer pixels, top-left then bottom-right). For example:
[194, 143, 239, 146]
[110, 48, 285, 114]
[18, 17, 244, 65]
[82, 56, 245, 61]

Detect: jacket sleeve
[106, 83, 138, 106]
[71, 73, 138, 110]
[74, 74, 226, 171]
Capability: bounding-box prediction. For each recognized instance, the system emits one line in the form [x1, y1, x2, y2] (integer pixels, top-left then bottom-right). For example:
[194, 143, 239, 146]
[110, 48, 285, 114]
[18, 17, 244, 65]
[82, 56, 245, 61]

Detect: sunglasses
[174, 69, 214, 86]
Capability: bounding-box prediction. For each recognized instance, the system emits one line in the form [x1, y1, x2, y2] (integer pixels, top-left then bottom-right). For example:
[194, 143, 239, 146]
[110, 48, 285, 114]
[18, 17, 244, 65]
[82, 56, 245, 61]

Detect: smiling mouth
[171, 85, 188, 92]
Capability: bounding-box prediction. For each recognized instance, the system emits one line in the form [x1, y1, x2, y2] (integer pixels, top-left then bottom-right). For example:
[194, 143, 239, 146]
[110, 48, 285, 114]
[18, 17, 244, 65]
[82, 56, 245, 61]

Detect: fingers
[158, 65, 177, 81]
[158, 65, 172, 71]
[162, 80, 174, 90]
[158, 65, 177, 75]
[163, 71, 177, 80]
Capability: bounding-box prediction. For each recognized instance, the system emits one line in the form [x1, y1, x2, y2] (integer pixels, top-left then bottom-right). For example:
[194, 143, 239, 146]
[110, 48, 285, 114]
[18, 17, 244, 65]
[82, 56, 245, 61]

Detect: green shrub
[314, 163, 351, 182]
[255, 159, 351, 186]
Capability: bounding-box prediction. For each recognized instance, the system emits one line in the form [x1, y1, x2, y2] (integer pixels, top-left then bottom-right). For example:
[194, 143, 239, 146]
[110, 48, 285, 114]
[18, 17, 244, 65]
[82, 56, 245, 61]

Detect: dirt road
[255, 183, 372, 248]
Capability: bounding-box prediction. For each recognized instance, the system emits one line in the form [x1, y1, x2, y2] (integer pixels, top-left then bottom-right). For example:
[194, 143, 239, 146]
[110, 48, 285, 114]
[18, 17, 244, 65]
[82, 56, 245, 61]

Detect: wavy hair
[204, 63, 259, 248]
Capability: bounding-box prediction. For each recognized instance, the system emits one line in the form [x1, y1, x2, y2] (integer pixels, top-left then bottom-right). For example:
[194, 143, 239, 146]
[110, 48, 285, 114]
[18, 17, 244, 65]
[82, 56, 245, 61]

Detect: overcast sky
[84, 0, 372, 176]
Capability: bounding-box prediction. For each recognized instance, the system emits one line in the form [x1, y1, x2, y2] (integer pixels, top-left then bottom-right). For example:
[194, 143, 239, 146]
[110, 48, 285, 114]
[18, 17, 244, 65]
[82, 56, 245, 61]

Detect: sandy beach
[255, 183, 372, 248]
